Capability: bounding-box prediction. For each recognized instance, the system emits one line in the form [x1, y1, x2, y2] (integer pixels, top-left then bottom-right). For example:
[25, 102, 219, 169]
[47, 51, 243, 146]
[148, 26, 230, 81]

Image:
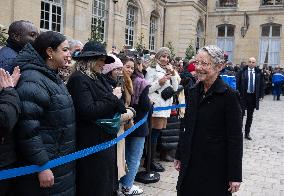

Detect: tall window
[40, 0, 63, 32]
[262, 0, 283, 6]
[125, 5, 136, 47]
[149, 16, 157, 51]
[196, 21, 205, 52]
[217, 0, 238, 7]
[91, 0, 106, 42]
[259, 24, 281, 67]
[217, 25, 234, 62]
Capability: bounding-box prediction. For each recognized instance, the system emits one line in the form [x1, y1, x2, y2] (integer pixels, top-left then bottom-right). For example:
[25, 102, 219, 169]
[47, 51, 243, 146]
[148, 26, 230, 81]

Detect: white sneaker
[122, 185, 143, 195]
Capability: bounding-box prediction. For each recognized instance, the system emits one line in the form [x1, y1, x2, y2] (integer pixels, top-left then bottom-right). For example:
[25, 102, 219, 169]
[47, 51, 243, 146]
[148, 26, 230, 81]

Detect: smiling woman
[67, 41, 127, 196]
[175, 45, 243, 196]
[14, 31, 76, 196]
[194, 46, 225, 92]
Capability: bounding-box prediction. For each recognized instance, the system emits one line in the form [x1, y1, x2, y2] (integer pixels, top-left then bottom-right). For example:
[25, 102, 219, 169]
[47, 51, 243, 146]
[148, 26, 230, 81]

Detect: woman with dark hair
[67, 41, 126, 196]
[14, 31, 76, 195]
[120, 56, 151, 195]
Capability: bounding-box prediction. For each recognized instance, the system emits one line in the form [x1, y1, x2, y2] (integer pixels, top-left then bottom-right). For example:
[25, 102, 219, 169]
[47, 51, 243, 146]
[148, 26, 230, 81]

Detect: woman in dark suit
[67, 41, 126, 196]
[174, 45, 243, 196]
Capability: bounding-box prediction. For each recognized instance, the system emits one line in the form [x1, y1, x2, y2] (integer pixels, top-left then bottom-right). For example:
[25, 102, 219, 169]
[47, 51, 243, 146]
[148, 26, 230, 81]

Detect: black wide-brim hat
[72, 41, 115, 64]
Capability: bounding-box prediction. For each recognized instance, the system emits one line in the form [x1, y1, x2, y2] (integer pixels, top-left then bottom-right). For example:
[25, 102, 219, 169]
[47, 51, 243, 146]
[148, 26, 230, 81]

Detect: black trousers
[243, 93, 256, 135]
[0, 165, 16, 196]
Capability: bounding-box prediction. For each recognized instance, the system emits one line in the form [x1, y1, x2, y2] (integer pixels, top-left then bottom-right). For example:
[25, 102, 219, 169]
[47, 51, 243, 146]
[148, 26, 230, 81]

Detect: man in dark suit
[237, 57, 264, 140]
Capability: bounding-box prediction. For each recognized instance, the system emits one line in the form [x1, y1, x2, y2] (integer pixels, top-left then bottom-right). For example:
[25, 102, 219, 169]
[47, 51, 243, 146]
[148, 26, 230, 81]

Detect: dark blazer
[236, 66, 264, 110]
[14, 44, 76, 196]
[0, 46, 18, 73]
[176, 77, 243, 196]
[67, 71, 126, 196]
[130, 86, 151, 137]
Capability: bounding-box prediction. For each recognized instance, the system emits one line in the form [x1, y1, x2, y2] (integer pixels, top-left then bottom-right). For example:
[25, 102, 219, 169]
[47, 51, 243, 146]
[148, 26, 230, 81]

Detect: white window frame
[125, 5, 136, 47]
[218, 0, 238, 7]
[261, 0, 283, 6]
[259, 24, 281, 68]
[149, 16, 157, 51]
[91, 0, 107, 42]
[216, 25, 235, 62]
[40, 0, 63, 32]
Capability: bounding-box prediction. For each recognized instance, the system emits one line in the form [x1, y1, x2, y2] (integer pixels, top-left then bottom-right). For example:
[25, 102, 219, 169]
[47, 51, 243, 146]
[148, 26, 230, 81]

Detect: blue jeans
[120, 137, 145, 188]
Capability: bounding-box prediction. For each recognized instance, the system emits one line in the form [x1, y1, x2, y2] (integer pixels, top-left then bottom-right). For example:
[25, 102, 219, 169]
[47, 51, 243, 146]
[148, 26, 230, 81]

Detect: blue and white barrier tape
[0, 104, 186, 180]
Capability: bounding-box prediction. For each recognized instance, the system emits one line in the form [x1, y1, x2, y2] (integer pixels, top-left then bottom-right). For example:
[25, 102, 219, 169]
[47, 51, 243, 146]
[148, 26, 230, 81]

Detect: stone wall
[207, 0, 284, 66]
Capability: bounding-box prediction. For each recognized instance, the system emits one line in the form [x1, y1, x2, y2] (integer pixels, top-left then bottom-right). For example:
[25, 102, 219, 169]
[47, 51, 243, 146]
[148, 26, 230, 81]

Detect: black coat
[0, 87, 20, 168]
[130, 86, 151, 137]
[176, 78, 243, 196]
[14, 44, 76, 196]
[67, 71, 126, 196]
[236, 66, 264, 110]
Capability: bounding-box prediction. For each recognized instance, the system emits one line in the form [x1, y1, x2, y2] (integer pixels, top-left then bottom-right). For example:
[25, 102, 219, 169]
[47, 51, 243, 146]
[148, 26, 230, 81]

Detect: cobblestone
[137, 95, 284, 196]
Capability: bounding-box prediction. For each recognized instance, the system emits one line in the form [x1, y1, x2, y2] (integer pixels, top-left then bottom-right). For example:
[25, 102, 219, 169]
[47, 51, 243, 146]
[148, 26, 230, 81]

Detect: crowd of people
[0, 20, 283, 196]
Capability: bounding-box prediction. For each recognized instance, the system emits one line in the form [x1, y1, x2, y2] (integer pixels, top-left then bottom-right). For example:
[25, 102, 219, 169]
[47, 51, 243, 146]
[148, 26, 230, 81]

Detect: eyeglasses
[194, 60, 212, 67]
[249, 61, 256, 63]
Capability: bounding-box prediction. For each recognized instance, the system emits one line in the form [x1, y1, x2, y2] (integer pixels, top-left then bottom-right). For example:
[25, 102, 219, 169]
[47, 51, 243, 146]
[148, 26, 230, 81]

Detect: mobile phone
[116, 75, 124, 88]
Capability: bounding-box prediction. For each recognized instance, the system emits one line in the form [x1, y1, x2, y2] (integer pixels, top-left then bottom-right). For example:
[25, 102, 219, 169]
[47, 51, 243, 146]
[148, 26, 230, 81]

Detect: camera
[116, 75, 124, 88]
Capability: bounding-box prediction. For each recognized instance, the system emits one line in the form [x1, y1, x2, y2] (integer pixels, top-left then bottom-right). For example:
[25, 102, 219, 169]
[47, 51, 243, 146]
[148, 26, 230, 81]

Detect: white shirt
[247, 68, 255, 93]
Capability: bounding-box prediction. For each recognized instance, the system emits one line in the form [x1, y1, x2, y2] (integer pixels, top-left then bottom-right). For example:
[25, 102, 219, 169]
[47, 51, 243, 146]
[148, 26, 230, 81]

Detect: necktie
[249, 69, 254, 93]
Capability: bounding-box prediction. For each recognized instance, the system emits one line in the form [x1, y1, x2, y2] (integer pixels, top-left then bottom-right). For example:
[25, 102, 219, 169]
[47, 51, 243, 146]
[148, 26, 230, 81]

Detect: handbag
[95, 113, 121, 135]
[161, 86, 175, 101]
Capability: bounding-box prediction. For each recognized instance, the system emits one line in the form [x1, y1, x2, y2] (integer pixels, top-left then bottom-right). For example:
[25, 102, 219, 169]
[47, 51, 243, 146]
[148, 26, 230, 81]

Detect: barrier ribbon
[0, 104, 186, 180]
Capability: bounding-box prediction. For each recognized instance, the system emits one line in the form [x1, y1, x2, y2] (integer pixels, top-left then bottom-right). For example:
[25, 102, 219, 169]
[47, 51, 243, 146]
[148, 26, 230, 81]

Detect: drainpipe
[204, 2, 208, 45]
[162, 1, 166, 46]
[112, 0, 118, 46]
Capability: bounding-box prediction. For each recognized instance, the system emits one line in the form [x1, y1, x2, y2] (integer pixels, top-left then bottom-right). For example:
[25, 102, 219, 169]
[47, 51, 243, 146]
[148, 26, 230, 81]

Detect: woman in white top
[145, 47, 179, 172]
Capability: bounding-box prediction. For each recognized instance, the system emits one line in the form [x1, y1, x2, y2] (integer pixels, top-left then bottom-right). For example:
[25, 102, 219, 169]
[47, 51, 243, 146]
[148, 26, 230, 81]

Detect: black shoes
[143, 160, 165, 172]
[150, 162, 165, 172]
[245, 134, 252, 140]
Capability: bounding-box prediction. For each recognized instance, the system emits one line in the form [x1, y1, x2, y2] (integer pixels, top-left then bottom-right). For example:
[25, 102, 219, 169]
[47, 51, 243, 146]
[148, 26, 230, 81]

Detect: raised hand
[11, 66, 21, 86]
[0, 68, 14, 88]
[113, 87, 122, 99]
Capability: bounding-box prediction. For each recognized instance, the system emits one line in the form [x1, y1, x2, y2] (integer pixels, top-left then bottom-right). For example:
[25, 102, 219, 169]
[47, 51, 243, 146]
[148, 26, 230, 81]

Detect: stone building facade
[164, 0, 207, 57]
[0, 0, 206, 57]
[206, 0, 284, 67]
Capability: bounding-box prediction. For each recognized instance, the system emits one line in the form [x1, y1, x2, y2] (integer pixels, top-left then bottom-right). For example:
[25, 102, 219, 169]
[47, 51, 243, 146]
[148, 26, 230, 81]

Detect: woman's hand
[158, 75, 170, 86]
[228, 181, 241, 193]
[113, 87, 122, 99]
[38, 169, 54, 188]
[174, 159, 181, 171]
[0, 68, 14, 88]
[166, 64, 175, 76]
[11, 66, 21, 86]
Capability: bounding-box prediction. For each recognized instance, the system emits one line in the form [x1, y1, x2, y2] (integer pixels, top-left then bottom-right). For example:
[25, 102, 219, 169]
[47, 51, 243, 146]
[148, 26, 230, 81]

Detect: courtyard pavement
[137, 95, 284, 196]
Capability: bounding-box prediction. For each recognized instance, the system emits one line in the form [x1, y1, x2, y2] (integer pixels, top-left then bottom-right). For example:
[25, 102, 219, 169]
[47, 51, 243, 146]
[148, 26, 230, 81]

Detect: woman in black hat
[67, 41, 126, 196]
